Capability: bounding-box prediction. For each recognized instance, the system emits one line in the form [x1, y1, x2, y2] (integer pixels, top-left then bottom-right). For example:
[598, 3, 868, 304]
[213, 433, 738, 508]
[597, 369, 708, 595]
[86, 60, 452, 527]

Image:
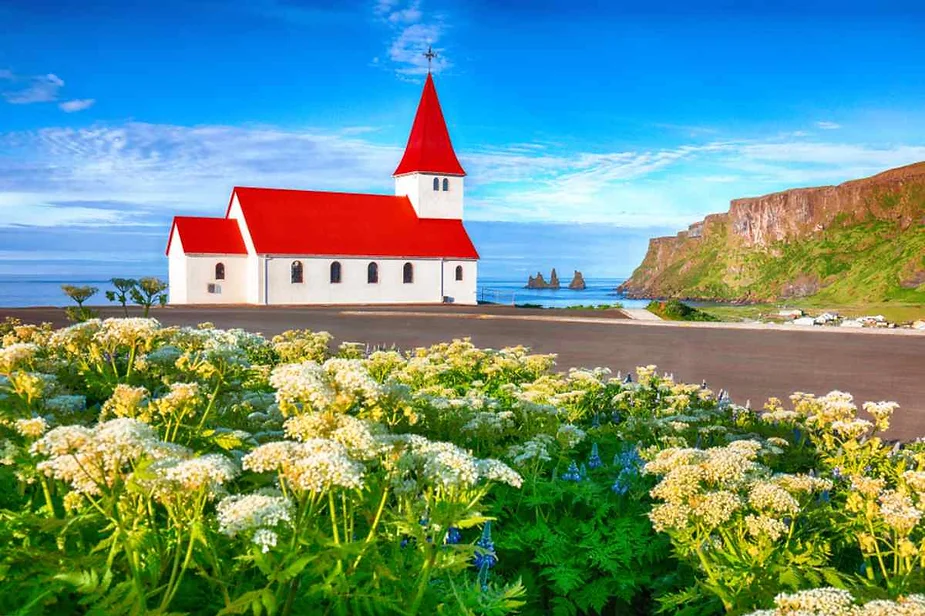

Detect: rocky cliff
[619, 162, 925, 303]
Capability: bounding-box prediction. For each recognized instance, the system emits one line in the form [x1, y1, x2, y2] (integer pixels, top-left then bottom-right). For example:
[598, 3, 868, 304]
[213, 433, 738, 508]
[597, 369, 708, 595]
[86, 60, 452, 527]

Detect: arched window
[433, 177, 440, 191]
[367, 262, 378, 284]
[455, 265, 463, 281]
[442, 178, 449, 191]
[403, 262, 414, 284]
[330, 261, 342, 284]
[215, 262, 225, 280]
[291, 261, 303, 284]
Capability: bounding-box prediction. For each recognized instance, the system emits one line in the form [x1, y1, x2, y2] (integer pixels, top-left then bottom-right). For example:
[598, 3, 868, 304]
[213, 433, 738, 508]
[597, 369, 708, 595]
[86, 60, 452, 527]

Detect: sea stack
[525, 269, 562, 289]
[526, 272, 547, 289]
[568, 270, 586, 290]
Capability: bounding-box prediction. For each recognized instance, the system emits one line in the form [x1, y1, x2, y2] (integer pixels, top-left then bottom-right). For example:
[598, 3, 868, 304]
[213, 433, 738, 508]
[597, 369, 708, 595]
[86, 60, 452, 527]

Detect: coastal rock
[618, 161, 925, 303]
[526, 269, 561, 289]
[568, 270, 586, 290]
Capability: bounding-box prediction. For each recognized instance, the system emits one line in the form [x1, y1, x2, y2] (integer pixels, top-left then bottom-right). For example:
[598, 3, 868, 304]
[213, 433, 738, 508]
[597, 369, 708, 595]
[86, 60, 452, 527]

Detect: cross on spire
[423, 45, 436, 73]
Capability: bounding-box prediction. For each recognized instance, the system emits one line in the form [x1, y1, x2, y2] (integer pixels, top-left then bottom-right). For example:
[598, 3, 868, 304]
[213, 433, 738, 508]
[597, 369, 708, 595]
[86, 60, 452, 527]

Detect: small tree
[105, 278, 138, 317]
[130, 277, 168, 317]
[61, 284, 99, 322]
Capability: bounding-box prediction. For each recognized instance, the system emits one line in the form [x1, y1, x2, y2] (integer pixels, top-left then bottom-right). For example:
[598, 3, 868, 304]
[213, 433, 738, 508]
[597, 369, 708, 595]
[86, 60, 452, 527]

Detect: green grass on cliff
[647, 300, 719, 322]
[629, 188, 925, 305]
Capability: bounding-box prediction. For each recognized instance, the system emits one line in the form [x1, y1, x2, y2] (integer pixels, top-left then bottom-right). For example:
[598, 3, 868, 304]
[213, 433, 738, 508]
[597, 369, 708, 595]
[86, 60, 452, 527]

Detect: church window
[215, 263, 225, 280]
[455, 265, 463, 281]
[291, 261, 304, 284]
[330, 261, 342, 284]
[367, 262, 379, 284]
[403, 262, 414, 284]
[433, 177, 440, 191]
[442, 178, 449, 191]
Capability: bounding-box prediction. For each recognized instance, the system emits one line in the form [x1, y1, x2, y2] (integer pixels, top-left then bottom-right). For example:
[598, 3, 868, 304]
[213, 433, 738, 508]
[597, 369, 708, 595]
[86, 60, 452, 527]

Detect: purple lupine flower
[561, 460, 582, 482]
[612, 471, 632, 495]
[613, 446, 642, 474]
[444, 526, 462, 545]
[592, 413, 601, 428]
[588, 443, 603, 469]
[473, 522, 497, 570]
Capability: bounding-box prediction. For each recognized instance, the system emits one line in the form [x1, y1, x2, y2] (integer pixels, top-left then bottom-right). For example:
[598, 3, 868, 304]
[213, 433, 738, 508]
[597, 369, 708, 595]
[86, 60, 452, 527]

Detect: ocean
[0, 273, 650, 310]
[477, 278, 650, 309]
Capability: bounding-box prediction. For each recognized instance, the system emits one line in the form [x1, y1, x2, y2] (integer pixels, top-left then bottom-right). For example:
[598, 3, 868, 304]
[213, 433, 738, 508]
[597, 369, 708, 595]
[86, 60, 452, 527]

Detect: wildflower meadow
[1, 316, 924, 615]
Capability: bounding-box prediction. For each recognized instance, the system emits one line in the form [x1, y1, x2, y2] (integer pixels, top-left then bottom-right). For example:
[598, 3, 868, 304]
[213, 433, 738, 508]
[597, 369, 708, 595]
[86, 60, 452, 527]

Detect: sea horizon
[0, 273, 649, 310]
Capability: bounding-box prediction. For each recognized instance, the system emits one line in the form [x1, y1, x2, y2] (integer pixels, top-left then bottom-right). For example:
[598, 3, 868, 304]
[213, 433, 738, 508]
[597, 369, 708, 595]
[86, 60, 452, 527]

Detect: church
[165, 71, 479, 306]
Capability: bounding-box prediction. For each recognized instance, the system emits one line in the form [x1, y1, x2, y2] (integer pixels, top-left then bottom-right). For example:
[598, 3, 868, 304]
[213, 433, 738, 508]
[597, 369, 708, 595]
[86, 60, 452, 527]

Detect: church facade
[165, 73, 479, 306]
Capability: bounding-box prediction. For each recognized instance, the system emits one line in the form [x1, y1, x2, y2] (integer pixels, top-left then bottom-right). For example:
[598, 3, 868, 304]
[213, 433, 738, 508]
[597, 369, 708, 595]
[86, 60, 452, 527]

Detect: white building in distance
[165, 72, 479, 306]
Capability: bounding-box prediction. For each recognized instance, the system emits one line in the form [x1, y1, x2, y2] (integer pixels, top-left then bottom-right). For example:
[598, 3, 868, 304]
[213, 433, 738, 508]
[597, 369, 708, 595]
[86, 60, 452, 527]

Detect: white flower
[284, 413, 380, 459]
[93, 318, 160, 350]
[216, 493, 293, 537]
[323, 358, 380, 400]
[243, 439, 365, 493]
[0, 342, 39, 373]
[252, 528, 278, 553]
[270, 362, 335, 413]
[32, 419, 159, 495]
[14, 416, 48, 438]
[476, 459, 523, 488]
[286, 449, 365, 492]
[507, 434, 554, 467]
[162, 454, 239, 493]
[556, 424, 586, 449]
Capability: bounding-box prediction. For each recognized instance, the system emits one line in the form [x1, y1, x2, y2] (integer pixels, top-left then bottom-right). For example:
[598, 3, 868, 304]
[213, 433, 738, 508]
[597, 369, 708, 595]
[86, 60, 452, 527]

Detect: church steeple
[393, 73, 466, 177]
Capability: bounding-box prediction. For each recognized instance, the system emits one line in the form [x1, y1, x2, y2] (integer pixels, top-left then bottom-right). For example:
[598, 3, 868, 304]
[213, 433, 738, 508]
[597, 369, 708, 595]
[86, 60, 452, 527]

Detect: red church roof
[227, 187, 479, 259]
[393, 74, 466, 177]
[166, 216, 247, 255]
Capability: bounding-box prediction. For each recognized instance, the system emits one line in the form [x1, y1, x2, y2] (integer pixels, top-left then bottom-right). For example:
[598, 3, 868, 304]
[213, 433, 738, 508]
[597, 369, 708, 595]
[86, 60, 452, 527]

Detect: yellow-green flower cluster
[645, 440, 813, 537]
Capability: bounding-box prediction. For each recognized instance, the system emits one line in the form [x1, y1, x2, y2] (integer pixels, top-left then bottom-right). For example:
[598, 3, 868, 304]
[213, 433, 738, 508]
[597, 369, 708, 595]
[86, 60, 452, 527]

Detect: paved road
[4, 305, 924, 439]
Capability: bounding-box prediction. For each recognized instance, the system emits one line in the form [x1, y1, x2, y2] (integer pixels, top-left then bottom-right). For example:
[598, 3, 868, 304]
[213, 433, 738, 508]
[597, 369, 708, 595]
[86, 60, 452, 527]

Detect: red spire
[393, 73, 466, 177]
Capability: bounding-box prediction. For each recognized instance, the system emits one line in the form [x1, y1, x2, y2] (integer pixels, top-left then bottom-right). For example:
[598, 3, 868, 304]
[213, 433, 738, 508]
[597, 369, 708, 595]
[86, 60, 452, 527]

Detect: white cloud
[2, 70, 94, 109]
[375, 0, 448, 76]
[3, 72, 65, 104]
[815, 121, 841, 130]
[1, 120, 924, 230]
[59, 98, 96, 113]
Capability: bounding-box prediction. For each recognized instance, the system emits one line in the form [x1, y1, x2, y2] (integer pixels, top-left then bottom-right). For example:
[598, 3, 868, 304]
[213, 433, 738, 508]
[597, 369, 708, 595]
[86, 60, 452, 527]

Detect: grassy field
[697, 301, 925, 324]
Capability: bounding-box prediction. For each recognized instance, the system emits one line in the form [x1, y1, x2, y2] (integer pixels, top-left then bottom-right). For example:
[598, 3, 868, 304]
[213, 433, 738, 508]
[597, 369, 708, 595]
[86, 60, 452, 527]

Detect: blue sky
[1, 0, 925, 280]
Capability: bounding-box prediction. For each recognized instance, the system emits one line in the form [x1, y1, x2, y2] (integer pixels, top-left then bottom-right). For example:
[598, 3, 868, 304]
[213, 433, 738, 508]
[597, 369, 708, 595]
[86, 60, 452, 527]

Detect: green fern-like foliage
[488, 447, 676, 615]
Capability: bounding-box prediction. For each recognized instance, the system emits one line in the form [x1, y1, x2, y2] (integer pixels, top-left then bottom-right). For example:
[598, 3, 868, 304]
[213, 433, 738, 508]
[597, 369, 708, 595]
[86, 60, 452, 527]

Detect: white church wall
[226, 194, 264, 304]
[178, 255, 248, 304]
[441, 260, 477, 305]
[262, 257, 453, 305]
[395, 173, 464, 219]
[167, 231, 188, 305]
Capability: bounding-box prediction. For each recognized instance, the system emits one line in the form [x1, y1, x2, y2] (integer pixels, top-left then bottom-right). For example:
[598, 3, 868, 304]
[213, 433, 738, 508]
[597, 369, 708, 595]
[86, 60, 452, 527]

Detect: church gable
[165, 217, 248, 255]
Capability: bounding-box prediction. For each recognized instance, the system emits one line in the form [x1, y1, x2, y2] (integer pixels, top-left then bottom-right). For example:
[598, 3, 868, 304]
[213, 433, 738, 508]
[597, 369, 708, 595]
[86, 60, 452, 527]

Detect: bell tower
[393, 50, 465, 220]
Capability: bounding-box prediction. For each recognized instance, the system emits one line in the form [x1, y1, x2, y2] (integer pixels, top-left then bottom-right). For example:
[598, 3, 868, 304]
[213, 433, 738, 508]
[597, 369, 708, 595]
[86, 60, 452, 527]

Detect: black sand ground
[3, 305, 924, 440]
